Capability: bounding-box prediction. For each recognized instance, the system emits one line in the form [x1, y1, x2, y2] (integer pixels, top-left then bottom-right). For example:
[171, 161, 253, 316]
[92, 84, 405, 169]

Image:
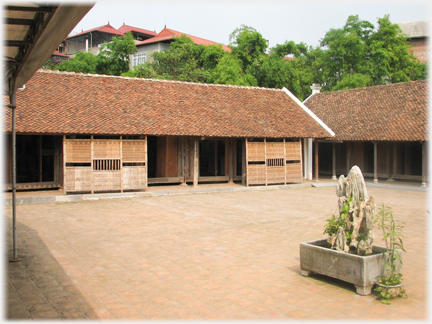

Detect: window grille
[93, 159, 121, 171]
[133, 53, 146, 66]
[267, 158, 285, 167]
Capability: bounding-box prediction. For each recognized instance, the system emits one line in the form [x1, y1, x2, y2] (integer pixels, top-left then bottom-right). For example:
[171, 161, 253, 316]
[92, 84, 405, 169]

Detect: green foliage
[57, 32, 137, 76]
[323, 197, 352, 242]
[316, 15, 426, 91]
[373, 204, 407, 304]
[56, 51, 98, 73]
[211, 54, 257, 86]
[96, 32, 137, 76]
[229, 25, 268, 72]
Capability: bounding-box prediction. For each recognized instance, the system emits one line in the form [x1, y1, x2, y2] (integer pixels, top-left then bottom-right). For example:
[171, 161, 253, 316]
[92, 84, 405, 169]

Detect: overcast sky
[70, 0, 430, 49]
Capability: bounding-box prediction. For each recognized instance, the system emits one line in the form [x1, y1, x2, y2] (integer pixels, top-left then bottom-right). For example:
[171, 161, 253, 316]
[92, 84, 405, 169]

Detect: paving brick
[5, 184, 428, 320]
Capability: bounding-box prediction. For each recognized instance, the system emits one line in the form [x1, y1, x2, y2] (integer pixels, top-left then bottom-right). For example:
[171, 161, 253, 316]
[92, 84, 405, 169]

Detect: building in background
[397, 20, 428, 63]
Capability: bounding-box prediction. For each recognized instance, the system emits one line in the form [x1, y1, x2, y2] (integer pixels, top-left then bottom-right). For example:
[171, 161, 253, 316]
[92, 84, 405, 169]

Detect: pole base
[9, 258, 21, 262]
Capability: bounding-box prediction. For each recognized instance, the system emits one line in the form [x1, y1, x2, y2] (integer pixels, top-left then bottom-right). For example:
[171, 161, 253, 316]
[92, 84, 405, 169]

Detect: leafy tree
[316, 15, 426, 91]
[56, 51, 97, 73]
[229, 25, 268, 72]
[368, 15, 426, 85]
[96, 32, 137, 75]
[57, 32, 137, 76]
[211, 54, 257, 86]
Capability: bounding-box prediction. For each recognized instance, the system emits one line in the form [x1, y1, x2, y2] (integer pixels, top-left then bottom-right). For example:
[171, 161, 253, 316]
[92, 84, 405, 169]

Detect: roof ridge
[315, 80, 428, 96]
[37, 69, 282, 92]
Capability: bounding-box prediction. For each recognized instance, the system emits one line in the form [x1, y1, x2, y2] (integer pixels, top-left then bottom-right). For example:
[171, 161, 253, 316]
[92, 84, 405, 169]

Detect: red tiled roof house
[4, 70, 333, 193]
[303, 80, 428, 186]
[130, 27, 231, 70]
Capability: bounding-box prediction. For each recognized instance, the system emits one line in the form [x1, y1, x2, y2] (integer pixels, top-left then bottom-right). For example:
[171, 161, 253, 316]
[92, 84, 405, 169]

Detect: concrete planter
[300, 239, 391, 295]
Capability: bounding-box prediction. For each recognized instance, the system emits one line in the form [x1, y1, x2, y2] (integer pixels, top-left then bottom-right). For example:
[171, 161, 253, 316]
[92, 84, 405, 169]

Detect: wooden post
[193, 138, 199, 187]
[145, 135, 148, 189]
[331, 143, 337, 180]
[91, 135, 94, 194]
[373, 142, 378, 183]
[422, 141, 427, 187]
[314, 139, 319, 181]
[283, 138, 287, 185]
[229, 138, 234, 184]
[39, 135, 43, 182]
[245, 138, 248, 186]
[120, 136, 123, 193]
[181, 137, 187, 185]
[63, 135, 67, 194]
[391, 142, 397, 180]
[264, 138, 268, 186]
[346, 142, 350, 174]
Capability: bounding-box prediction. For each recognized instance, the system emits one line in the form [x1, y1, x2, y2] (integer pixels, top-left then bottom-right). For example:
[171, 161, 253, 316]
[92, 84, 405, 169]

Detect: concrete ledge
[3, 180, 426, 206]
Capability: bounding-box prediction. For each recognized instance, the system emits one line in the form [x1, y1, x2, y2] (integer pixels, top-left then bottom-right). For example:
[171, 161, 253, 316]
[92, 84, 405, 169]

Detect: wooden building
[303, 80, 428, 186]
[4, 70, 333, 193]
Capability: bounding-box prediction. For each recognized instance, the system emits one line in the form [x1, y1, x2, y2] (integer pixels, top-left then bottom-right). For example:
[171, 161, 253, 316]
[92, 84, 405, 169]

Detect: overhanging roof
[3, 3, 94, 94]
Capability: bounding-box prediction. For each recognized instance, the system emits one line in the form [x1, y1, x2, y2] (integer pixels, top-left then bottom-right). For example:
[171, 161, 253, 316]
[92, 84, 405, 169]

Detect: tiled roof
[117, 24, 157, 37]
[67, 24, 124, 39]
[136, 27, 231, 52]
[4, 70, 331, 139]
[304, 80, 428, 141]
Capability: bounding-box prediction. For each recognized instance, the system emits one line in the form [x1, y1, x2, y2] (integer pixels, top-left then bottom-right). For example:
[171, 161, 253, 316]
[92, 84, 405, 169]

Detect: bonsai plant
[374, 203, 407, 304]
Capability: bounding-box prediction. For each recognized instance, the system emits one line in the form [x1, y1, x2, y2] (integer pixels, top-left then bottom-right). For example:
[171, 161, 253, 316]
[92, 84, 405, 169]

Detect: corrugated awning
[3, 2, 94, 94]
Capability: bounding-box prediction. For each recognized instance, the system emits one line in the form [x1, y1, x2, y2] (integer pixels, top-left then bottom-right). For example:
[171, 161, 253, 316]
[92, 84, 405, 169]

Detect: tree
[56, 51, 97, 73]
[96, 32, 137, 75]
[229, 25, 268, 72]
[211, 54, 257, 86]
[56, 32, 137, 76]
[316, 15, 426, 91]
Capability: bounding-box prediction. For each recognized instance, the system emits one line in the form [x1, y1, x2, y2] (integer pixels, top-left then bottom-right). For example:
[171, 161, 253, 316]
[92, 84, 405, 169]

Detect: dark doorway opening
[199, 140, 226, 177]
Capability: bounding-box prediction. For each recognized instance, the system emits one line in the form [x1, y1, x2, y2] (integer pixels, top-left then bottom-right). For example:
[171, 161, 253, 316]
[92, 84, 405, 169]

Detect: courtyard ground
[4, 183, 429, 320]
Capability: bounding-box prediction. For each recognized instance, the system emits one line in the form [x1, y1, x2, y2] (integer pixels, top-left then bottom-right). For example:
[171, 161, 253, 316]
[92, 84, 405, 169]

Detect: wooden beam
[5, 5, 56, 13]
[193, 138, 199, 187]
[5, 18, 35, 25]
[245, 138, 249, 186]
[332, 143, 337, 180]
[373, 142, 378, 183]
[314, 139, 319, 181]
[422, 142, 427, 187]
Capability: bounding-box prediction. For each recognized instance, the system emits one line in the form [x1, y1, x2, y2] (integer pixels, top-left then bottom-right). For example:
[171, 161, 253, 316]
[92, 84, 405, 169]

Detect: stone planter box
[300, 239, 396, 295]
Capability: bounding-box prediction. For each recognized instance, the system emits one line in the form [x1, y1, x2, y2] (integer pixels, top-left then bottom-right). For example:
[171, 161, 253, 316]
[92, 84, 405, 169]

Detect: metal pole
[9, 83, 20, 262]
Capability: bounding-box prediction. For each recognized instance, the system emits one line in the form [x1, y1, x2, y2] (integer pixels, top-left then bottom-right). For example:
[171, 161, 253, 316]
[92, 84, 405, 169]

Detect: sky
[70, 0, 431, 49]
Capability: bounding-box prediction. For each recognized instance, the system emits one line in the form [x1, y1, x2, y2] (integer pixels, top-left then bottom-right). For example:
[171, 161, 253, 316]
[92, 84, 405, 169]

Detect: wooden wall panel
[65, 167, 92, 192]
[93, 171, 121, 191]
[122, 166, 146, 190]
[247, 164, 266, 185]
[65, 139, 91, 162]
[285, 142, 301, 161]
[286, 163, 302, 183]
[122, 140, 146, 162]
[247, 142, 265, 161]
[93, 140, 121, 159]
[267, 167, 285, 184]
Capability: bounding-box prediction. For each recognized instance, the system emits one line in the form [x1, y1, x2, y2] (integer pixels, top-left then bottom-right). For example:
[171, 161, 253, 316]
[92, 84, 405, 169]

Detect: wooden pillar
[422, 142, 427, 187]
[181, 137, 187, 185]
[63, 136, 67, 194]
[264, 138, 268, 186]
[145, 135, 148, 189]
[283, 138, 287, 185]
[314, 139, 319, 181]
[391, 142, 397, 180]
[91, 135, 94, 194]
[193, 138, 199, 187]
[373, 142, 378, 183]
[346, 142, 350, 174]
[331, 143, 337, 180]
[229, 138, 234, 184]
[39, 135, 43, 182]
[245, 138, 248, 186]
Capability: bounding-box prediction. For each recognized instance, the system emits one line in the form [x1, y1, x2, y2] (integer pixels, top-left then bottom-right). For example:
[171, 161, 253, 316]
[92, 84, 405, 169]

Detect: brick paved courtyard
[5, 185, 428, 320]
